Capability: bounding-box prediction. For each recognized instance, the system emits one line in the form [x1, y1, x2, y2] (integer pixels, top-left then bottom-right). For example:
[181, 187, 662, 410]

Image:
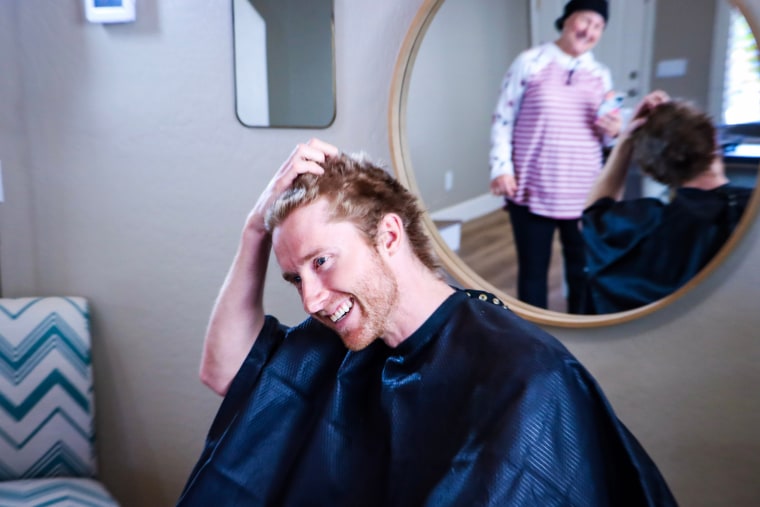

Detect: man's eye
[293, 275, 302, 285]
[315, 257, 327, 268]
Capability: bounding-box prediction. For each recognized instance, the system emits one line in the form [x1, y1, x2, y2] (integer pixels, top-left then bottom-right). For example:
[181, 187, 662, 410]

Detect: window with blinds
[723, 9, 760, 125]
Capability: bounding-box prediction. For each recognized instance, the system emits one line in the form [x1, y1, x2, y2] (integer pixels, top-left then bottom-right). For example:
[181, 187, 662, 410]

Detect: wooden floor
[456, 210, 567, 313]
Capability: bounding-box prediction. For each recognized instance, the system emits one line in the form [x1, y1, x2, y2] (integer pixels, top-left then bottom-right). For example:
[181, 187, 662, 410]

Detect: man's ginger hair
[266, 153, 441, 273]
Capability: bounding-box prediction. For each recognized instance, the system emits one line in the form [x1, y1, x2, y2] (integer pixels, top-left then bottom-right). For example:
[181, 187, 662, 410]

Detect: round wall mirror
[389, 0, 760, 327]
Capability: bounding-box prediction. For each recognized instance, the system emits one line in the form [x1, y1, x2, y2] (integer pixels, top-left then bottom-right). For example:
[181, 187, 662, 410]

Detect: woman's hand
[595, 109, 623, 138]
[490, 173, 517, 198]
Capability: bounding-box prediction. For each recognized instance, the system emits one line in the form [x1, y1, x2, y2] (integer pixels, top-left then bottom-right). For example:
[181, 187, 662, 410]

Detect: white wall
[407, 0, 529, 213]
[0, 0, 758, 506]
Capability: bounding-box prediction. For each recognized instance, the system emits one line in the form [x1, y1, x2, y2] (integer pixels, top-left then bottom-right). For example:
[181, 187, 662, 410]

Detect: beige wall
[650, 0, 717, 107]
[407, 0, 530, 212]
[0, 0, 758, 505]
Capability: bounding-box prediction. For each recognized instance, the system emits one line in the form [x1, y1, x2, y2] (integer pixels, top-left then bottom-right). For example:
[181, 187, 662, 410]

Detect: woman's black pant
[506, 203, 586, 314]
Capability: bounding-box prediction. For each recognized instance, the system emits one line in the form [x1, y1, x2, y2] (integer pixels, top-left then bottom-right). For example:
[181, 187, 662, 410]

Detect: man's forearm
[200, 222, 272, 396]
[585, 135, 634, 208]
[198, 139, 339, 396]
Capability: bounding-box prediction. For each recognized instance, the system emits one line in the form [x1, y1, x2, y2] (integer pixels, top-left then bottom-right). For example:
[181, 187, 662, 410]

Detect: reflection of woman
[489, 0, 621, 313]
[581, 91, 753, 314]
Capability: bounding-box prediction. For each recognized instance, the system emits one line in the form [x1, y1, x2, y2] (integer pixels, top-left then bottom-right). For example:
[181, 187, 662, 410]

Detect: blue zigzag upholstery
[0, 297, 119, 506]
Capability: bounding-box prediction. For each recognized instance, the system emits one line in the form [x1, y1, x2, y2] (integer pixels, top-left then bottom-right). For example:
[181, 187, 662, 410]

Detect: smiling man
[266, 153, 452, 353]
[176, 139, 676, 506]
[272, 199, 406, 351]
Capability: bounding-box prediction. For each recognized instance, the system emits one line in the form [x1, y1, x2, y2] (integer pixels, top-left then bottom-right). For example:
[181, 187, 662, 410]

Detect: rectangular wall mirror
[232, 0, 336, 128]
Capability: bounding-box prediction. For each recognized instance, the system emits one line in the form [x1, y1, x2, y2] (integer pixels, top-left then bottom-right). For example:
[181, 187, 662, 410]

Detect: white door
[529, 0, 656, 110]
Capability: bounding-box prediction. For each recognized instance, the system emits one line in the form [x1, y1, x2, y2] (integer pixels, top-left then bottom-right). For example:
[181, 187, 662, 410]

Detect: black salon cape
[581, 185, 751, 314]
[177, 289, 676, 506]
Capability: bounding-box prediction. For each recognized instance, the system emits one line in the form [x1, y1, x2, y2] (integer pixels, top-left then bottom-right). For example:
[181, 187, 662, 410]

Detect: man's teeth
[330, 301, 353, 322]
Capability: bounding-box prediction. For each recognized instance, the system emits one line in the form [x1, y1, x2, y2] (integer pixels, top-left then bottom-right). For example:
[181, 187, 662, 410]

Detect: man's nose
[301, 276, 327, 315]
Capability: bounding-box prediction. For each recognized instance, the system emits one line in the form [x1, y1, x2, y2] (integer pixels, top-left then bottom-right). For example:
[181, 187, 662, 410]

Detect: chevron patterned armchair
[0, 297, 119, 506]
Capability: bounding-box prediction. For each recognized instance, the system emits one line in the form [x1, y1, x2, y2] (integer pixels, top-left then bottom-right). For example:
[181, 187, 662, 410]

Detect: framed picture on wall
[84, 0, 136, 24]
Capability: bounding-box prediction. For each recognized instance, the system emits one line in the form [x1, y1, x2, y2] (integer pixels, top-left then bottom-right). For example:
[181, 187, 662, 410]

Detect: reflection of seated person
[581, 90, 753, 314]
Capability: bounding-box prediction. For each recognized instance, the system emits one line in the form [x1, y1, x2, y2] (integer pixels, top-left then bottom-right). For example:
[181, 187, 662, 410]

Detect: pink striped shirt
[489, 43, 612, 219]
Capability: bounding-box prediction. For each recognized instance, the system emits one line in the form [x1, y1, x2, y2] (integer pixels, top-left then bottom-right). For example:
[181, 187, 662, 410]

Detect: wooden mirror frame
[388, 0, 760, 328]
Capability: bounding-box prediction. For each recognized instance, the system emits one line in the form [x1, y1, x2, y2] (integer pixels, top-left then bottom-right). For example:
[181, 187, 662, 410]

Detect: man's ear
[377, 213, 404, 256]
